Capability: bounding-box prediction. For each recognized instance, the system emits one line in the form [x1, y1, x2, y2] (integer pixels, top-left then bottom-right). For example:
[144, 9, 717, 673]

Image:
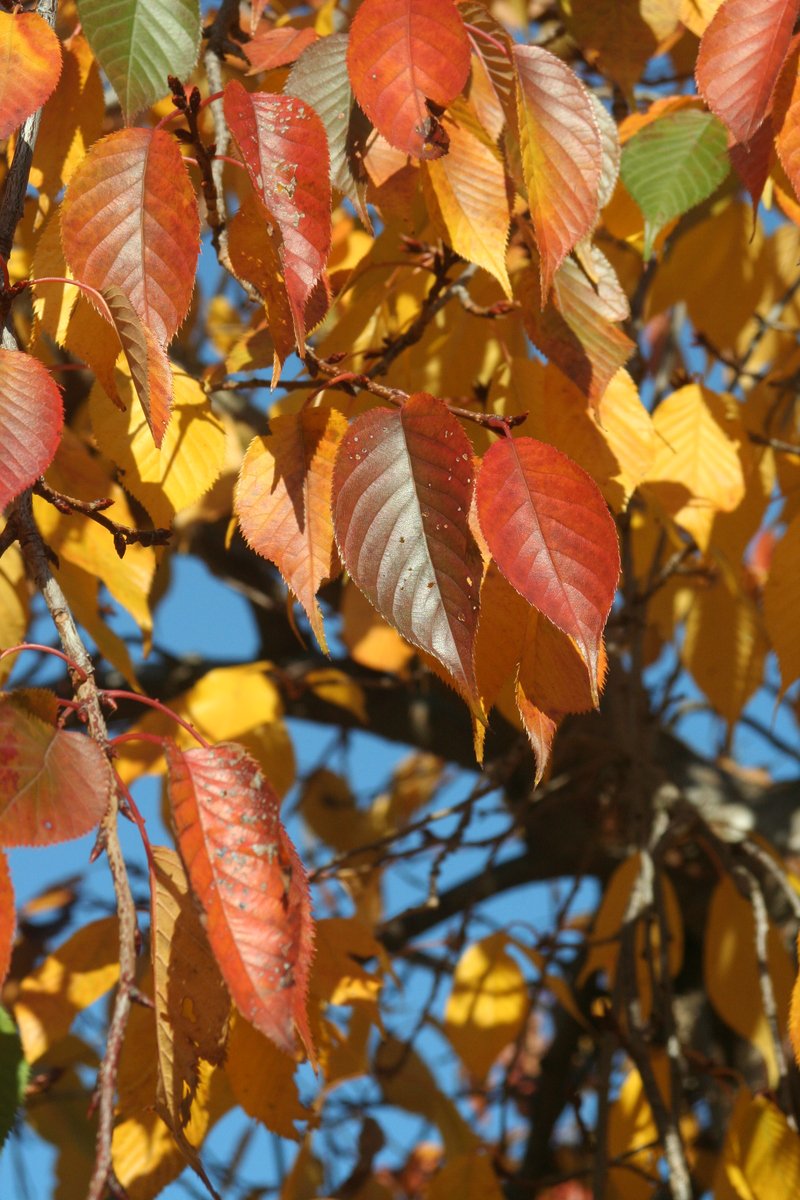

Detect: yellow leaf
[424, 102, 512, 297]
[562, 0, 658, 98]
[704, 874, 794, 1086]
[31, 210, 78, 346]
[428, 1152, 505, 1200]
[0, 546, 28, 686]
[29, 32, 104, 197]
[763, 514, 800, 693]
[300, 768, 374, 853]
[304, 668, 368, 723]
[714, 1091, 800, 1200]
[607, 1052, 673, 1200]
[597, 368, 658, 505]
[225, 1009, 306, 1139]
[206, 295, 245, 356]
[115, 664, 295, 797]
[444, 932, 528, 1081]
[311, 918, 385, 1015]
[340, 580, 415, 674]
[90, 367, 226, 527]
[150, 846, 230, 1134]
[375, 1036, 478, 1157]
[642, 384, 747, 550]
[14, 917, 119, 1063]
[679, 0, 723, 37]
[49, 556, 142, 687]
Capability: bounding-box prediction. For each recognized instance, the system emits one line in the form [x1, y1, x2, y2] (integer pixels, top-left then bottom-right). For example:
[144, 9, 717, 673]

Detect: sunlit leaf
[475, 435, 619, 698]
[76, 0, 201, 120]
[29, 32, 103, 197]
[246, 24, 316, 72]
[235, 407, 348, 653]
[0, 696, 112, 848]
[13, 917, 119, 1063]
[0, 11, 61, 139]
[333, 394, 483, 713]
[61, 128, 200, 347]
[774, 41, 800, 207]
[514, 44, 602, 295]
[0, 350, 63, 511]
[340, 580, 416, 674]
[696, 0, 799, 145]
[346, 0, 471, 159]
[460, 1, 515, 140]
[167, 741, 315, 1059]
[100, 285, 174, 446]
[620, 108, 729, 258]
[715, 1091, 800, 1199]
[224, 1010, 306, 1139]
[444, 933, 528, 1080]
[150, 846, 230, 1135]
[0, 548, 29, 687]
[223, 80, 332, 353]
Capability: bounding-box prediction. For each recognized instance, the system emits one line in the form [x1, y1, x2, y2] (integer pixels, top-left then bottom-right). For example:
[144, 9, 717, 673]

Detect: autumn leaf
[0, 696, 112, 848]
[29, 32, 104, 198]
[333, 393, 484, 713]
[76, 0, 201, 120]
[0, 11, 62, 139]
[60, 127, 200, 348]
[223, 80, 332, 353]
[696, 0, 800, 145]
[0, 350, 63, 510]
[0, 851, 13, 990]
[346, 0, 471, 159]
[444, 933, 528, 1080]
[246, 25, 316, 73]
[0, 1005, 27, 1152]
[235, 407, 348, 653]
[99, 286, 174, 446]
[475, 435, 620, 698]
[514, 44, 602, 295]
[166, 741, 315, 1060]
[763, 512, 800, 691]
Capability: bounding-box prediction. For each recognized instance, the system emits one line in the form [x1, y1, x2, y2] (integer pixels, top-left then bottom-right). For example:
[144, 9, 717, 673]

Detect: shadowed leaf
[101, 286, 173, 446]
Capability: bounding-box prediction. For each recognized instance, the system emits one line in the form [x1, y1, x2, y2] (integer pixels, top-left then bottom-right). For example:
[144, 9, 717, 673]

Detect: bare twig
[33, 478, 172, 557]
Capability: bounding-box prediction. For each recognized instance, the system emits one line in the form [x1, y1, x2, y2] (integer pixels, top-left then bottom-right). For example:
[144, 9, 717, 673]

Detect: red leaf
[696, 0, 800, 146]
[166, 742, 315, 1060]
[333, 394, 483, 712]
[101, 286, 173, 446]
[728, 117, 775, 210]
[0, 12, 62, 139]
[0, 350, 63, 510]
[0, 697, 112, 847]
[773, 39, 800, 200]
[60, 128, 200, 347]
[0, 849, 13, 988]
[245, 26, 317, 73]
[346, 0, 471, 160]
[223, 80, 332, 353]
[235, 408, 348, 653]
[475, 436, 619, 698]
[514, 45, 602, 296]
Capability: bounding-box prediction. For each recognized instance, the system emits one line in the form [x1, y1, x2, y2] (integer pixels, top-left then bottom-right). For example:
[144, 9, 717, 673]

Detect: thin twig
[33, 479, 172, 557]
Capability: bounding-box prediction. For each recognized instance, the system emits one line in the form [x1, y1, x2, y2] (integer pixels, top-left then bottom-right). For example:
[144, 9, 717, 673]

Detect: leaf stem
[0, 641, 88, 680]
[101, 690, 211, 747]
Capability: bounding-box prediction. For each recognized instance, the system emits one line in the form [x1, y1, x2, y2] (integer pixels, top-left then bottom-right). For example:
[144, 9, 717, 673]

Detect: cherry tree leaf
[347, 0, 471, 160]
[224, 81, 332, 354]
[514, 45, 602, 296]
[475, 436, 619, 697]
[332, 394, 483, 713]
[0, 852, 13, 989]
[246, 25, 317, 73]
[286, 33, 371, 229]
[620, 108, 729, 258]
[150, 846, 229, 1135]
[696, 0, 799, 146]
[0, 350, 63, 511]
[0, 698, 112, 846]
[764, 513, 800, 692]
[773, 40, 800, 201]
[166, 741, 315, 1060]
[0, 12, 62, 138]
[76, 0, 201, 120]
[235, 408, 349, 654]
[99, 286, 173, 446]
[61, 128, 200, 347]
[460, 1, 515, 137]
[0, 1003, 26, 1154]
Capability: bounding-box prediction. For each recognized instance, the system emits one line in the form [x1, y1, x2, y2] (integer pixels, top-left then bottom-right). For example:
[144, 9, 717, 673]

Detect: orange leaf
[60, 128, 200, 347]
[514, 45, 602, 296]
[28, 31, 103, 197]
[0, 12, 61, 139]
[0, 695, 112, 847]
[100, 286, 173, 446]
[236, 407, 348, 653]
[0, 349, 63, 510]
[166, 741, 315, 1061]
[347, 0, 471, 160]
[245, 25, 317, 73]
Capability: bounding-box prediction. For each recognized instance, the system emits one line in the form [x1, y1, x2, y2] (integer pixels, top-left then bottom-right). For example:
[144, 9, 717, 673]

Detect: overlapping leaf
[60, 128, 200, 348]
[224, 81, 332, 354]
[0, 12, 61, 138]
[514, 45, 602, 295]
[0, 697, 112, 847]
[29, 32, 104, 198]
[150, 846, 229, 1135]
[696, 0, 799, 145]
[475, 436, 619, 698]
[0, 350, 63, 510]
[236, 408, 348, 654]
[460, 1, 515, 139]
[286, 33, 371, 228]
[0, 852, 13, 990]
[332, 394, 483, 712]
[773, 41, 800, 201]
[247, 25, 317, 73]
[77, 0, 201, 120]
[620, 108, 729, 257]
[346, 0, 471, 159]
[166, 741, 314, 1059]
[100, 286, 173, 446]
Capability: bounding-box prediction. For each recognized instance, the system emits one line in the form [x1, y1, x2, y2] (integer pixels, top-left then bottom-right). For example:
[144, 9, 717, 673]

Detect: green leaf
[76, 0, 201, 120]
[0, 1005, 28, 1151]
[620, 108, 729, 258]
